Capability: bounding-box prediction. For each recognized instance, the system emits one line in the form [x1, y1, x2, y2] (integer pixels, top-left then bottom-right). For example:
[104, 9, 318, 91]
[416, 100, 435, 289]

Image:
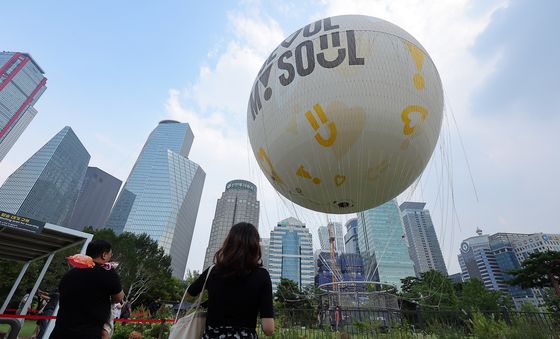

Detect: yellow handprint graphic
[305, 103, 337, 147]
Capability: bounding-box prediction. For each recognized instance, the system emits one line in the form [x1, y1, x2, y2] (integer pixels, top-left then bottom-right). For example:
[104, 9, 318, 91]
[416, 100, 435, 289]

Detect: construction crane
[327, 222, 340, 305]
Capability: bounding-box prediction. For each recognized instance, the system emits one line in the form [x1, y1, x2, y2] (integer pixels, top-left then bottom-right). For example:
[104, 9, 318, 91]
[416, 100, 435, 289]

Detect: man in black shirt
[148, 297, 161, 319]
[50, 240, 124, 339]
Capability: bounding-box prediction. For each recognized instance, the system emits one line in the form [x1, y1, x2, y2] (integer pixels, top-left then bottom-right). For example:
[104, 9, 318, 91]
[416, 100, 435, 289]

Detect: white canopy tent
[0, 215, 93, 338]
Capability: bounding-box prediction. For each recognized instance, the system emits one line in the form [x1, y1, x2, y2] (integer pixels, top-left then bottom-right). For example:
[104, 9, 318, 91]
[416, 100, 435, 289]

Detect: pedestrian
[112, 301, 123, 320]
[35, 289, 59, 339]
[187, 222, 275, 338]
[335, 305, 342, 332]
[17, 288, 32, 314]
[49, 240, 124, 339]
[148, 297, 161, 319]
[120, 299, 132, 319]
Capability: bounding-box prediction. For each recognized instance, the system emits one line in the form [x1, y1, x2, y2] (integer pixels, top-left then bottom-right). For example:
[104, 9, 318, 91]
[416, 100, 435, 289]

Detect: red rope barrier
[0, 314, 174, 323]
[4, 308, 40, 314]
[0, 314, 56, 320]
[115, 318, 174, 323]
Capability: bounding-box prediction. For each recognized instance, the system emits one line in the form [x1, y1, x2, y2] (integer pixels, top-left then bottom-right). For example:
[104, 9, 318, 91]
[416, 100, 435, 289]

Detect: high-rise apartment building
[203, 179, 259, 269]
[0, 126, 89, 225]
[269, 217, 314, 291]
[318, 222, 345, 253]
[400, 202, 447, 276]
[105, 120, 205, 278]
[0, 52, 47, 161]
[344, 218, 359, 254]
[357, 199, 415, 289]
[67, 167, 122, 230]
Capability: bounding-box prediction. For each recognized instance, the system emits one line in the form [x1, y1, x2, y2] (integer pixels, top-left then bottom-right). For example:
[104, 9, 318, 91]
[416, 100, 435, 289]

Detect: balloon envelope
[247, 15, 443, 213]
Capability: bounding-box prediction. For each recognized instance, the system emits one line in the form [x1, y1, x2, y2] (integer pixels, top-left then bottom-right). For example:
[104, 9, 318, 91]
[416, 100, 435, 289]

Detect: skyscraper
[105, 120, 205, 278]
[67, 167, 122, 230]
[0, 126, 89, 225]
[344, 218, 359, 254]
[0, 52, 47, 161]
[318, 222, 345, 254]
[357, 199, 415, 289]
[400, 202, 448, 276]
[203, 179, 260, 269]
[269, 217, 314, 291]
[261, 237, 270, 270]
[318, 226, 329, 251]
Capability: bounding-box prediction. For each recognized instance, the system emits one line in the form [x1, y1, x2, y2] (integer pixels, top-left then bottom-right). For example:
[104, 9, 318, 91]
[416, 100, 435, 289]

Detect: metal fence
[261, 308, 560, 338]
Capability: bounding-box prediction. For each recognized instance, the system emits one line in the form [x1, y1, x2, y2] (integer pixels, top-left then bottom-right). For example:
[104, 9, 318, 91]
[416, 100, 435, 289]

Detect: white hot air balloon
[247, 15, 443, 213]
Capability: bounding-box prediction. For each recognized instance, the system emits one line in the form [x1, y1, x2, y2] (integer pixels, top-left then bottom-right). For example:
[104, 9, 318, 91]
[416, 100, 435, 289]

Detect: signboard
[0, 210, 45, 234]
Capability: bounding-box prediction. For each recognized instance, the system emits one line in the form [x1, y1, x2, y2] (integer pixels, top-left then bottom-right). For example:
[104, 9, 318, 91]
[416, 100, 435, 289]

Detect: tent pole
[0, 261, 30, 313]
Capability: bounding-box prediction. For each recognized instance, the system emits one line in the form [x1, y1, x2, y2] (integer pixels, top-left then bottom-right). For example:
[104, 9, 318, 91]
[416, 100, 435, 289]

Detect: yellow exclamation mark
[405, 42, 425, 90]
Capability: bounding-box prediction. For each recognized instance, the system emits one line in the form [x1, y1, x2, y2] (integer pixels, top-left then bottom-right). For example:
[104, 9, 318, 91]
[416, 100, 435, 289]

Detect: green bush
[112, 320, 169, 339]
[469, 311, 508, 339]
[426, 321, 465, 339]
[505, 314, 554, 339]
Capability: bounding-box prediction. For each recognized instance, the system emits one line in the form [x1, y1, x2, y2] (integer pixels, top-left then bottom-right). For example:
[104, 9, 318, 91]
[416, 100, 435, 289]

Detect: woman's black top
[187, 266, 274, 329]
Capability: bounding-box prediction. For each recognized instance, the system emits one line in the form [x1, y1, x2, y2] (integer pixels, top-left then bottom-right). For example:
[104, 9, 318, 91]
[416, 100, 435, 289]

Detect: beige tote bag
[169, 265, 213, 339]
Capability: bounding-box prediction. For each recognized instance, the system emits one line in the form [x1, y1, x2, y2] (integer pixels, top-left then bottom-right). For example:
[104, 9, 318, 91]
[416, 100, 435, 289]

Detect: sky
[1, 0, 559, 276]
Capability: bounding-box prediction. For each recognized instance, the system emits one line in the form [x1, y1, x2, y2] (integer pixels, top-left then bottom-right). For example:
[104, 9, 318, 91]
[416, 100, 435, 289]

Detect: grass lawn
[0, 320, 38, 338]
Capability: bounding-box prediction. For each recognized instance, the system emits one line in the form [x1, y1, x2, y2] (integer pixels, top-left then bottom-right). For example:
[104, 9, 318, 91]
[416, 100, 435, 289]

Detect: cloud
[187, 11, 284, 118]
[471, 0, 560, 117]
[188, 42, 263, 118]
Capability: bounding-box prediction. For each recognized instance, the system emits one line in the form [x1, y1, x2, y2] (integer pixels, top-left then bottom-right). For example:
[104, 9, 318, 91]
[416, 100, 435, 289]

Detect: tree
[274, 278, 316, 326]
[508, 250, 560, 297]
[184, 269, 200, 287]
[541, 288, 560, 313]
[456, 279, 507, 312]
[0, 244, 82, 309]
[275, 278, 310, 309]
[519, 301, 539, 312]
[84, 227, 178, 306]
[400, 270, 458, 310]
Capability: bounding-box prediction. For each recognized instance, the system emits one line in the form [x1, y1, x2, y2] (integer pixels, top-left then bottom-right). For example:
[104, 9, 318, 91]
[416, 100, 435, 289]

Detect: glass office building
[0, 126, 89, 225]
[458, 231, 560, 309]
[203, 179, 259, 270]
[0, 52, 47, 161]
[344, 218, 359, 254]
[357, 199, 415, 289]
[106, 120, 205, 279]
[269, 217, 314, 291]
[67, 167, 122, 230]
[400, 202, 448, 276]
